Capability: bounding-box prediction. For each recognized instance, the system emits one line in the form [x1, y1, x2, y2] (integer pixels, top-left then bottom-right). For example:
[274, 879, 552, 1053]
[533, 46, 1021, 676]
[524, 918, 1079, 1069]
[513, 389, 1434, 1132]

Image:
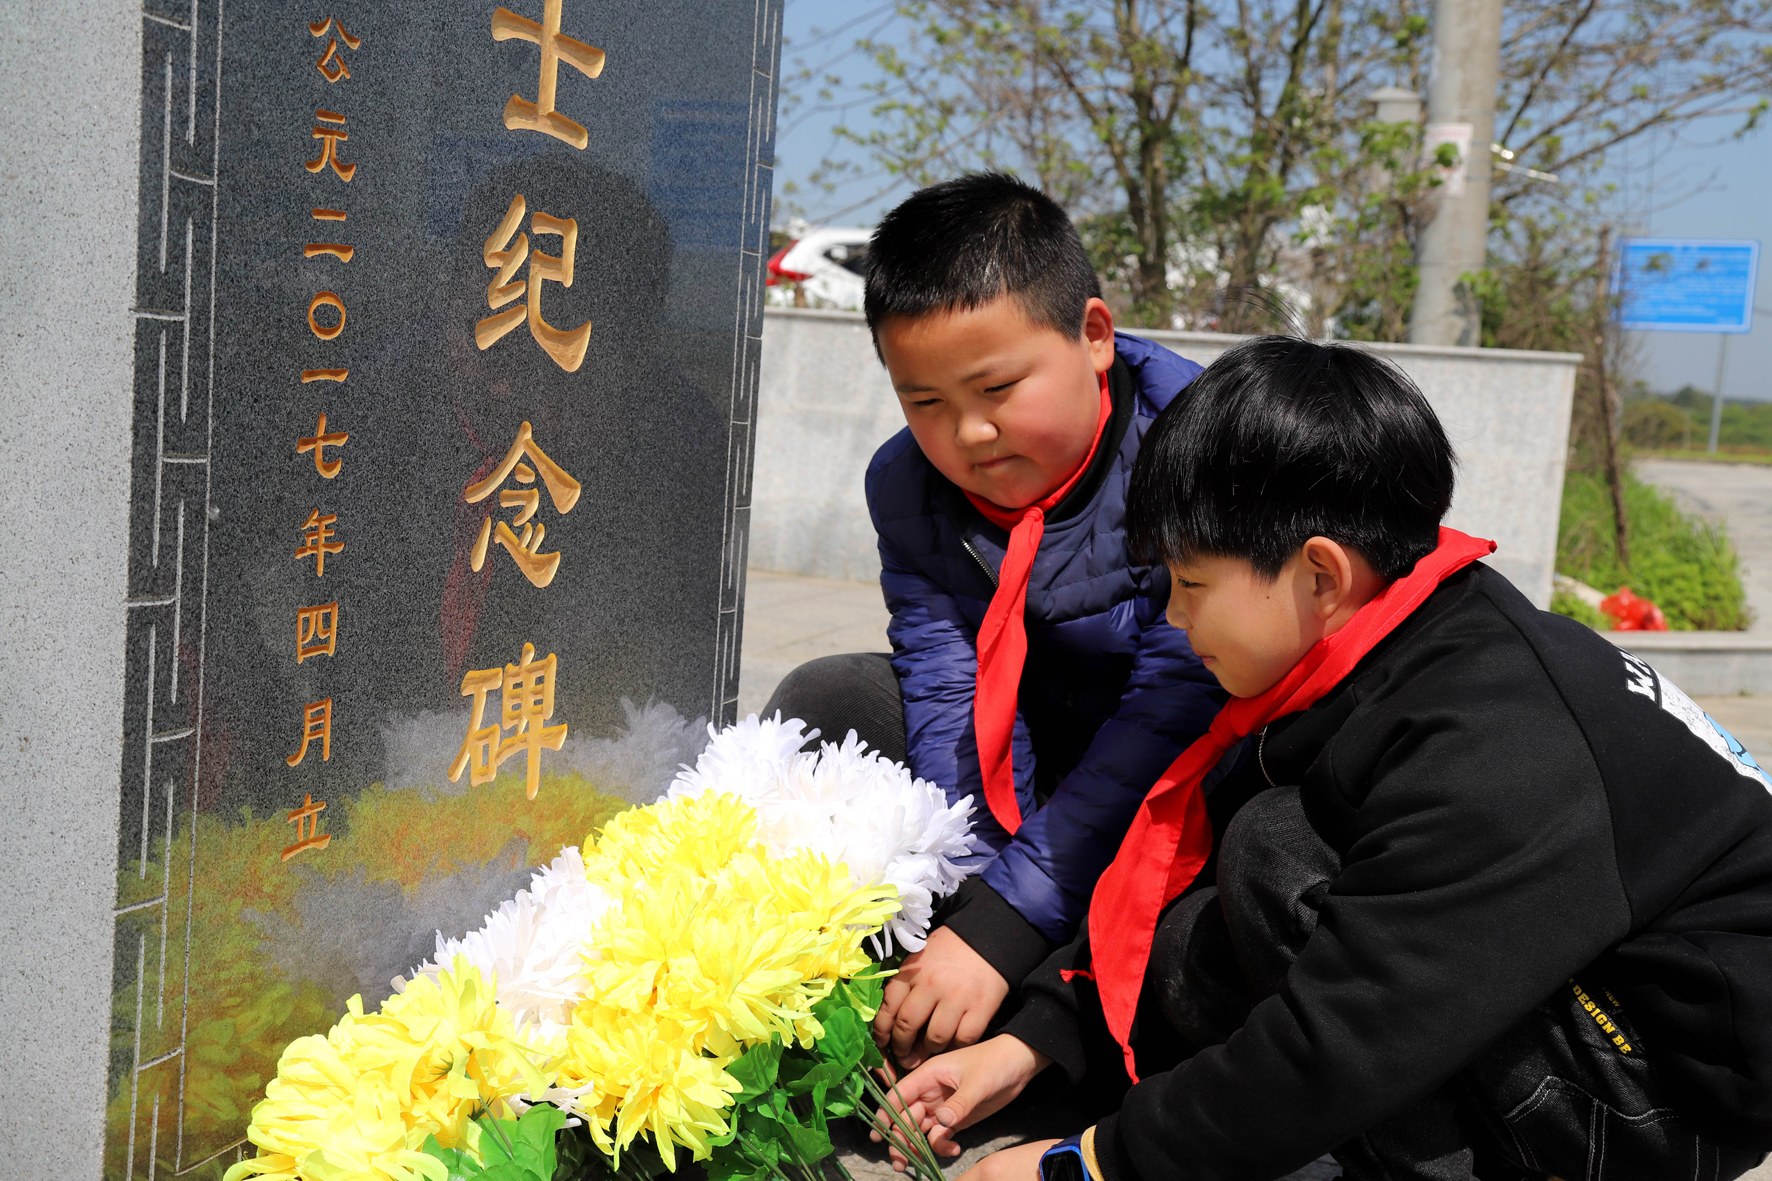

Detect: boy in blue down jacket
[764, 172, 1224, 1068]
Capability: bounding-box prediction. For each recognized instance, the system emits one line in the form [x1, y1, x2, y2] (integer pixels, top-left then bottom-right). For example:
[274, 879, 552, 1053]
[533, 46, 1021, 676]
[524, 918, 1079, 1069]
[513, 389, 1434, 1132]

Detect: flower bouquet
[223, 717, 977, 1181]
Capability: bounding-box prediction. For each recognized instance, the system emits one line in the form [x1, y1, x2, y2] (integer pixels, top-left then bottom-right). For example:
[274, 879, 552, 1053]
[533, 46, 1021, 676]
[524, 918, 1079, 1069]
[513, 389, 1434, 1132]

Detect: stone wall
[750, 307, 1581, 607]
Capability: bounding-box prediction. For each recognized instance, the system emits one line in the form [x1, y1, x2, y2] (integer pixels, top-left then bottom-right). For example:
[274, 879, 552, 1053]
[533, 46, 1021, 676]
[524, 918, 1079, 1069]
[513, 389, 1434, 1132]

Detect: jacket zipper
[962, 536, 1000, 588]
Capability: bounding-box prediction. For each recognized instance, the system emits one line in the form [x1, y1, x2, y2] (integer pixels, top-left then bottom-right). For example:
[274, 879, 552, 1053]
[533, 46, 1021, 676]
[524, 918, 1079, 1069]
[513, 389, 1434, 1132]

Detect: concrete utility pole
[1365, 86, 1424, 198]
[1408, 0, 1505, 348]
[1708, 335, 1731, 454]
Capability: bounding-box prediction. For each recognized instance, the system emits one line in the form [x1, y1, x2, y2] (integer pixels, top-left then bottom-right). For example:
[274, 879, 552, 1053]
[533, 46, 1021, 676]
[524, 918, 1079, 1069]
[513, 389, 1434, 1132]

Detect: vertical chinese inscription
[281, 15, 364, 862]
[448, 0, 609, 796]
[106, 2, 783, 1175]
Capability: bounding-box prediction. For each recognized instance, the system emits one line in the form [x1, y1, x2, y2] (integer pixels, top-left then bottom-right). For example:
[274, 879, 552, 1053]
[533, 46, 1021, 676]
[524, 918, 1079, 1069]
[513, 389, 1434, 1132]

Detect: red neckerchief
[1088, 527, 1497, 1081]
[963, 371, 1114, 834]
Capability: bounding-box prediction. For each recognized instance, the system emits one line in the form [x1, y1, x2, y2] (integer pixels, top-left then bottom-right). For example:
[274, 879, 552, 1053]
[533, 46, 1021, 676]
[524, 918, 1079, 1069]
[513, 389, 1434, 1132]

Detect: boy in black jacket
[877, 336, 1772, 1181]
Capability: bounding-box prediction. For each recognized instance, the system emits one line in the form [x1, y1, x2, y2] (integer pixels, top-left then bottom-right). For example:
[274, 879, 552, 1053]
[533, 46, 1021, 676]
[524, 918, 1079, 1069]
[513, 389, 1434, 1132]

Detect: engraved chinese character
[306, 207, 353, 262]
[297, 413, 349, 478]
[474, 194, 591, 372]
[281, 793, 332, 860]
[308, 17, 361, 83]
[286, 698, 333, 766]
[294, 508, 344, 575]
[447, 641, 568, 799]
[492, 0, 605, 149]
[295, 602, 340, 663]
[305, 110, 356, 181]
[465, 421, 582, 588]
[308, 291, 346, 340]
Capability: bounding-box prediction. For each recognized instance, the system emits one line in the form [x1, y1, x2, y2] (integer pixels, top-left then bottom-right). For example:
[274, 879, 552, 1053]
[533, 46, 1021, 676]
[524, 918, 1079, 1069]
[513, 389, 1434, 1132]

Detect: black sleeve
[940, 876, 1058, 988]
[1096, 688, 1635, 1180]
[999, 923, 1094, 1084]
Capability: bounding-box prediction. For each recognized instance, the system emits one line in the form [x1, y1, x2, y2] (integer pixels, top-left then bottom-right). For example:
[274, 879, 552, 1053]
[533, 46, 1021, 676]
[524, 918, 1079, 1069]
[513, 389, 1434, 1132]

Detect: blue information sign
[1616, 238, 1759, 333]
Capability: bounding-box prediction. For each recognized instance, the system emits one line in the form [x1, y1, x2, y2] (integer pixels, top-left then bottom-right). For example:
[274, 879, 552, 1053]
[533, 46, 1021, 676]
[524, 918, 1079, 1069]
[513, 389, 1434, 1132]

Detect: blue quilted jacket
[865, 333, 1225, 977]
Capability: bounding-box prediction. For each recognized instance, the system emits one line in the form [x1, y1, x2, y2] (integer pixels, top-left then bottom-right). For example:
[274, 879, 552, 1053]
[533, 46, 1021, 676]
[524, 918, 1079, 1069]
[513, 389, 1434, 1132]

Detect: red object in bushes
[1599, 586, 1669, 631]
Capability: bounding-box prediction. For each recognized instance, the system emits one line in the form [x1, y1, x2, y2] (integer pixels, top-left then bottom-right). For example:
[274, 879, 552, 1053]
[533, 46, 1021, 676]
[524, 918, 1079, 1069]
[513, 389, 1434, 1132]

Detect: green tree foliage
[789, 0, 1772, 335]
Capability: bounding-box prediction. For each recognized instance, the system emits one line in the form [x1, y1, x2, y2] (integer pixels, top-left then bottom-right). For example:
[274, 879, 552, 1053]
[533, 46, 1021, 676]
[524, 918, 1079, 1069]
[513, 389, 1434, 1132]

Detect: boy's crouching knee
[1217, 786, 1340, 999]
[762, 652, 906, 764]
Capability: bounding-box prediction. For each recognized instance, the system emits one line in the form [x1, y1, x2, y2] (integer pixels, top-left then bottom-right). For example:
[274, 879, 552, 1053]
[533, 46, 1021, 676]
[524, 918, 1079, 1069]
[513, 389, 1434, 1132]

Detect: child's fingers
[918, 997, 964, 1062]
[872, 974, 912, 1047]
[874, 1067, 924, 1119]
[928, 1121, 965, 1156]
[873, 949, 927, 1046]
[887, 984, 941, 1064]
[955, 1003, 993, 1050]
[879, 1105, 938, 1168]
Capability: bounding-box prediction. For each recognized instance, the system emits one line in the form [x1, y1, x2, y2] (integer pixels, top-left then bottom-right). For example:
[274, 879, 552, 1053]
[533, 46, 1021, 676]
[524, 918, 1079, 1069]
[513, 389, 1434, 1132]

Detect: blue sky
[771, 0, 1772, 401]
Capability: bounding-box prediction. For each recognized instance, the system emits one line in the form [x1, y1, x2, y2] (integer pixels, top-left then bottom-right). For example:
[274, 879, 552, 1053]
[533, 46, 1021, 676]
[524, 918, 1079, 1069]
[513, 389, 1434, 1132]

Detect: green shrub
[1549, 590, 1608, 630]
[1557, 470, 1751, 631]
[1621, 401, 1690, 450]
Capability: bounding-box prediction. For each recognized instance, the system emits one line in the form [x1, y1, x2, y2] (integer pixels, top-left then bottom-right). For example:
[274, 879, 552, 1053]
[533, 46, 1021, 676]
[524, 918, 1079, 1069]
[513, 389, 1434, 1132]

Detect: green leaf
[728, 1040, 784, 1103]
[842, 973, 885, 1015]
[781, 1054, 848, 1099]
[419, 1107, 567, 1181]
[504, 1105, 566, 1176]
[419, 1133, 479, 1181]
[809, 1004, 868, 1074]
[706, 1135, 779, 1181]
[784, 1113, 834, 1164]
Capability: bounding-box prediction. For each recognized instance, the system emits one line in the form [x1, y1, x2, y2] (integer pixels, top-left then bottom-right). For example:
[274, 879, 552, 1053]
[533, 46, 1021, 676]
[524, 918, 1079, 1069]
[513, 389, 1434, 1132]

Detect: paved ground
[738, 567, 1771, 1178]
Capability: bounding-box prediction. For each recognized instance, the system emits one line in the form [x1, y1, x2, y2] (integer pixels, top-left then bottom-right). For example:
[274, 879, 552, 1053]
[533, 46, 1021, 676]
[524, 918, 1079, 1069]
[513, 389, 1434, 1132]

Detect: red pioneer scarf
[963, 372, 1114, 835]
[1088, 527, 1496, 1081]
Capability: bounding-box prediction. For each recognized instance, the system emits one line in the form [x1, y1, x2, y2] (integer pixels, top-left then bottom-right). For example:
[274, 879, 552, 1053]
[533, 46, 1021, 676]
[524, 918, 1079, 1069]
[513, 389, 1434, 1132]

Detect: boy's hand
[955, 1139, 1060, 1180]
[874, 926, 1010, 1068]
[871, 1035, 1051, 1166]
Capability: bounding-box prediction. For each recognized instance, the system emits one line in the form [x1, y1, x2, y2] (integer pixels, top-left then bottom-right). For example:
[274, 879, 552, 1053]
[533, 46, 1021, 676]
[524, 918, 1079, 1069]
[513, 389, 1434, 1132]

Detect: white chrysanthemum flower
[400, 845, 613, 1048]
[798, 732, 978, 955]
[666, 711, 818, 800]
[669, 716, 978, 954]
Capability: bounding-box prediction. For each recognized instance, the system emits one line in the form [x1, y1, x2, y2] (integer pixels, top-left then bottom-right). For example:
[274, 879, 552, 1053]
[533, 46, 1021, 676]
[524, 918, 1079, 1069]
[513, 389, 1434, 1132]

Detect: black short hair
[1129, 336, 1456, 580]
[863, 172, 1102, 340]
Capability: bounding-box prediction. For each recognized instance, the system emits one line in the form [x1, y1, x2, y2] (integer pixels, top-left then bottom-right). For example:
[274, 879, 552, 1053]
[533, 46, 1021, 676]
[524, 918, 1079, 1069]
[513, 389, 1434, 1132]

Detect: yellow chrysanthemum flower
[556, 798, 901, 1166]
[230, 791, 903, 1181]
[583, 792, 758, 887]
[223, 961, 553, 1181]
[558, 1011, 742, 1171]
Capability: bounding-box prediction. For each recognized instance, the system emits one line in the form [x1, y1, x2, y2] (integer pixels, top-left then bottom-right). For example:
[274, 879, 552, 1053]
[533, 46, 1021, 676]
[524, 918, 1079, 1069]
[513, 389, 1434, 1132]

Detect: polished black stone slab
[107, 2, 780, 1174]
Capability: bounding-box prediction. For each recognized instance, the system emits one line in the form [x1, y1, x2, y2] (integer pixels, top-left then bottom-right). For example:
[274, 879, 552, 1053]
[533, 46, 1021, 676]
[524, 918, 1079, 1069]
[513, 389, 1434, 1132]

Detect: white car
[766, 226, 870, 310]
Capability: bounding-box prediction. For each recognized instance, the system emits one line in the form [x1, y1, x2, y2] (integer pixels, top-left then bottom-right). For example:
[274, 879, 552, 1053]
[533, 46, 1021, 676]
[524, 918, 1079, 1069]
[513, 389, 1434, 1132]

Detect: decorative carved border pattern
[108, 0, 224, 1176]
[713, 0, 783, 726]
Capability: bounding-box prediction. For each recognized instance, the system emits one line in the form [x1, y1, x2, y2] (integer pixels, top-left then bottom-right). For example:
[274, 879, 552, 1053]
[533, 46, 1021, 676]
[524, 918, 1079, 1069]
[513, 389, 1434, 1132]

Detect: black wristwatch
[1039, 1133, 1095, 1181]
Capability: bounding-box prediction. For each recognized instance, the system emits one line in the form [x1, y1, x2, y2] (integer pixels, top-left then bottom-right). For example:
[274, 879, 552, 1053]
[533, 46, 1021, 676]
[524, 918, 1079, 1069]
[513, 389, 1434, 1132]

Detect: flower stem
[856, 1070, 947, 1180]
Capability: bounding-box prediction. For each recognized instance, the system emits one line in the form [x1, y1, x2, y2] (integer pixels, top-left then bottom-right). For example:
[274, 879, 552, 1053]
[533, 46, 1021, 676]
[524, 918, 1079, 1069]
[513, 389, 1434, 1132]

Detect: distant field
[1626, 390, 1772, 459]
[1635, 447, 1772, 466]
